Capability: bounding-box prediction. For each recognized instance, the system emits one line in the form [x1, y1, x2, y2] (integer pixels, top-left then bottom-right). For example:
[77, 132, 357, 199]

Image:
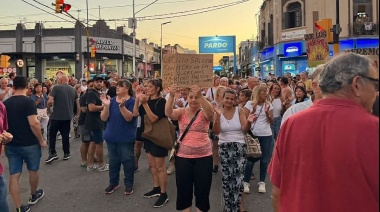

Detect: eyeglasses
[359, 75, 379, 91]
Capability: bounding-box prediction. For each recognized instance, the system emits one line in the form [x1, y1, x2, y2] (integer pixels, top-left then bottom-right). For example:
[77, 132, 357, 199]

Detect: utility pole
[332, 0, 341, 55]
[160, 21, 171, 77]
[132, 0, 136, 77]
[86, 0, 90, 78]
[98, 5, 101, 20]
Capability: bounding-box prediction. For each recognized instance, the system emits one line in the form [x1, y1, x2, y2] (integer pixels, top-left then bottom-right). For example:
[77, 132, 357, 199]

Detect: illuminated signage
[90, 38, 120, 51]
[199, 36, 235, 53]
[283, 42, 302, 57]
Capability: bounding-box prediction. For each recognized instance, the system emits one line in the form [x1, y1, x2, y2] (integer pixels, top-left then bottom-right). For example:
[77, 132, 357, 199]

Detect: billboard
[199, 36, 236, 53]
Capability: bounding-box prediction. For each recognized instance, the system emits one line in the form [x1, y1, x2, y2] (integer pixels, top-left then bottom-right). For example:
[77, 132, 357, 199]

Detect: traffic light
[315, 19, 333, 43]
[54, 0, 71, 13]
[91, 46, 96, 58]
[0, 55, 11, 68]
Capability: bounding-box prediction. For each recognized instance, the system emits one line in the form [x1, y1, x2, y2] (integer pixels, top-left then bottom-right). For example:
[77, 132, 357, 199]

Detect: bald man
[46, 75, 80, 163]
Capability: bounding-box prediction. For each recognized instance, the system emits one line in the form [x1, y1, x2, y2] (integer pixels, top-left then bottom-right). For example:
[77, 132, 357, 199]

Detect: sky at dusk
[0, 0, 262, 61]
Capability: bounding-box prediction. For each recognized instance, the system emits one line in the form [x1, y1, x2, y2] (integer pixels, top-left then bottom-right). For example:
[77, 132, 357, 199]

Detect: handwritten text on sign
[304, 30, 330, 67]
[162, 54, 214, 87]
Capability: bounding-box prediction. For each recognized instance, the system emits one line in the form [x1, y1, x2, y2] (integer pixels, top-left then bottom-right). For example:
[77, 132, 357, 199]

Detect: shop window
[283, 2, 303, 29]
[353, 0, 375, 35]
[45, 59, 75, 80]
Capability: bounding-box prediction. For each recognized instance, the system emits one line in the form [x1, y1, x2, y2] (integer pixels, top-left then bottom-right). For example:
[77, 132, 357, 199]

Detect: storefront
[277, 41, 308, 76]
[259, 47, 275, 79]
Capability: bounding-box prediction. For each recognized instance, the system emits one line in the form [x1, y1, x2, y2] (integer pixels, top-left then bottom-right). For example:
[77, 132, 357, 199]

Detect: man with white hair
[269, 53, 379, 212]
[219, 77, 228, 87]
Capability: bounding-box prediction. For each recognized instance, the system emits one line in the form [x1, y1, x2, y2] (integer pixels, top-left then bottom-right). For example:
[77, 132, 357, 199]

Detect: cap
[93, 75, 103, 81]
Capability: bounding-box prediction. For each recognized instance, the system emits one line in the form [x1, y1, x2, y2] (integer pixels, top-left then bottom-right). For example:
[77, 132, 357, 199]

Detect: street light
[160, 21, 171, 77]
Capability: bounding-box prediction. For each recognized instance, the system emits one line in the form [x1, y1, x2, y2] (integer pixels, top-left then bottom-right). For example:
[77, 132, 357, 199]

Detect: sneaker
[212, 165, 218, 175]
[258, 182, 266, 193]
[124, 187, 134, 195]
[143, 187, 161, 198]
[105, 185, 120, 194]
[166, 165, 175, 175]
[87, 165, 98, 172]
[154, 193, 169, 208]
[63, 153, 71, 160]
[98, 164, 109, 172]
[16, 205, 30, 212]
[45, 154, 58, 163]
[28, 189, 44, 205]
[243, 182, 250, 194]
[134, 165, 140, 173]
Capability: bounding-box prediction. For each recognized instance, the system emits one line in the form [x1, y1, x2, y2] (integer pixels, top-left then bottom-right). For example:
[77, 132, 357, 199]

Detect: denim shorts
[79, 125, 91, 143]
[89, 129, 104, 144]
[5, 144, 42, 175]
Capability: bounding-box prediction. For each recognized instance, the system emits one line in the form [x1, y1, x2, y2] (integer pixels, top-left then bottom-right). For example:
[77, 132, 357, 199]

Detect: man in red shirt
[0, 101, 13, 212]
[269, 53, 379, 212]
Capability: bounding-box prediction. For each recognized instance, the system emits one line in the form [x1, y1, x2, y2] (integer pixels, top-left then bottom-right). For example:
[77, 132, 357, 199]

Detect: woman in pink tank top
[165, 84, 214, 212]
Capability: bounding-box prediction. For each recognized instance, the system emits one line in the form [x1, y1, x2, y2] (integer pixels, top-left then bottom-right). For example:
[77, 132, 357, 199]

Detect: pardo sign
[199, 36, 235, 53]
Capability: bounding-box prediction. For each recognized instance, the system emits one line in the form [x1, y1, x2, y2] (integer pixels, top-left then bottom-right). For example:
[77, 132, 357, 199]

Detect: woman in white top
[268, 83, 284, 140]
[213, 89, 253, 212]
[243, 84, 274, 194]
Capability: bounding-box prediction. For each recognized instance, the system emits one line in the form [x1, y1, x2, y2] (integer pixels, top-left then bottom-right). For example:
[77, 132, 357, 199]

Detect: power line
[21, 0, 75, 24]
[85, 0, 199, 11]
[29, 0, 76, 22]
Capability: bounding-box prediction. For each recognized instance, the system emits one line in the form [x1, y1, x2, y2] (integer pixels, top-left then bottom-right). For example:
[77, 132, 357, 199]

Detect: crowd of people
[0, 52, 378, 212]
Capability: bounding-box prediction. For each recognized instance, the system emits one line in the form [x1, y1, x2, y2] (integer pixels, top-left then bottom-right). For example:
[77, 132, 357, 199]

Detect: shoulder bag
[169, 109, 202, 162]
[142, 98, 176, 150]
[245, 104, 264, 158]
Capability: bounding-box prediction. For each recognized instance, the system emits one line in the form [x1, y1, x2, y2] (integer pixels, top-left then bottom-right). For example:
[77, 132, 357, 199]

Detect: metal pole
[132, 0, 136, 77]
[145, 40, 147, 77]
[160, 23, 163, 77]
[333, 0, 340, 55]
[86, 0, 90, 78]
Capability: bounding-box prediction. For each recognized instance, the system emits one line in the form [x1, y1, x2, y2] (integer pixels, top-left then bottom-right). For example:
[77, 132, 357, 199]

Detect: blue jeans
[0, 174, 9, 212]
[271, 116, 282, 140]
[107, 142, 135, 187]
[245, 135, 274, 182]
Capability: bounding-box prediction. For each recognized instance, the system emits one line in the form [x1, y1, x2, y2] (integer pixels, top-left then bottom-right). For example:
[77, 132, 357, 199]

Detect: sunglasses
[359, 75, 379, 91]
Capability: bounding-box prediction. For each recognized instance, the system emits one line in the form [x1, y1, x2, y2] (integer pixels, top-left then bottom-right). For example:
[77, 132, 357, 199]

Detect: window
[353, 0, 374, 35]
[283, 2, 302, 29]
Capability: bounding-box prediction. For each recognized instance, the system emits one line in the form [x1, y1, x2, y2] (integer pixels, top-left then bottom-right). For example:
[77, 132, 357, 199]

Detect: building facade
[0, 20, 161, 81]
[258, 0, 379, 78]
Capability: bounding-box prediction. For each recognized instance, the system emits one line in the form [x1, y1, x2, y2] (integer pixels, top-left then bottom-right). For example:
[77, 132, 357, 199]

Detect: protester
[291, 86, 309, 105]
[101, 80, 137, 195]
[133, 78, 169, 208]
[213, 89, 249, 212]
[205, 76, 220, 102]
[267, 83, 284, 140]
[30, 83, 49, 141]
[0, 100, 12, 212]
[46, 75, 79, 163]
[4, 76, 47, 212]
[0, 78, 13, 102]
[165, 84, 214, 212]
[85, 75, 109, 172]
[269, 53, 379, 212]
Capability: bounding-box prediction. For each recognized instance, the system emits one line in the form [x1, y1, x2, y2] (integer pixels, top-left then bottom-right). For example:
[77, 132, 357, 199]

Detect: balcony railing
[352, 22, 379, 36]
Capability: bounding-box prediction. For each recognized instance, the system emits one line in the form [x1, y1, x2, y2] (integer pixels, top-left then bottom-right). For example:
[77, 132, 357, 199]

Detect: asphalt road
[2, 137, 273, 212]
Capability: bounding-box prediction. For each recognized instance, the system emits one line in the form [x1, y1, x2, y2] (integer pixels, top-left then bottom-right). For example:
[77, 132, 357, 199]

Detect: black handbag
[169, 109, 202, 162]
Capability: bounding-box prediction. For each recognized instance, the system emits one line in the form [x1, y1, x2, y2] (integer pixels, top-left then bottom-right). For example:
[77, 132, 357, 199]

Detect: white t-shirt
[0, 88, 13, 102]
[244, 101, 273, 136]
[270, 97, 282, 118]
[218, 108, 245, 145]
[281, 99, 313, 127]
[205, 87, 217, 101]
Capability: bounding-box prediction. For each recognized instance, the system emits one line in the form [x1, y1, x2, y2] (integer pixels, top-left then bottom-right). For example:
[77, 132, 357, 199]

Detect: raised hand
[100, 94, 111, 106]
[247, 113, 258, 123]
[119, 97, 127, 107]
[168, 84, 179, 96]
[139, 94, 149, 104]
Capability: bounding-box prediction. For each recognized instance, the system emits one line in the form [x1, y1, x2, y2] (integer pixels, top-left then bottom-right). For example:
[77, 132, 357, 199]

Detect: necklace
[226, 120, 230, 128]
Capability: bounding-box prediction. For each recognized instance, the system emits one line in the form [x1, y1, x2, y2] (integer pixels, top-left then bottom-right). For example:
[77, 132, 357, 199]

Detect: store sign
[199, 36, 235, 53]
[281, 29, 306, 41]
[94, 39, 120, 51]
[344, 47, 379, 68]
[213, 66, 223, 72]
[284, 42, 302, 57]
[261, 47, 274, 61]
[356, 39, 379, 49]
[283, 64, 295, 70]
[0, 67, 16, 75]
